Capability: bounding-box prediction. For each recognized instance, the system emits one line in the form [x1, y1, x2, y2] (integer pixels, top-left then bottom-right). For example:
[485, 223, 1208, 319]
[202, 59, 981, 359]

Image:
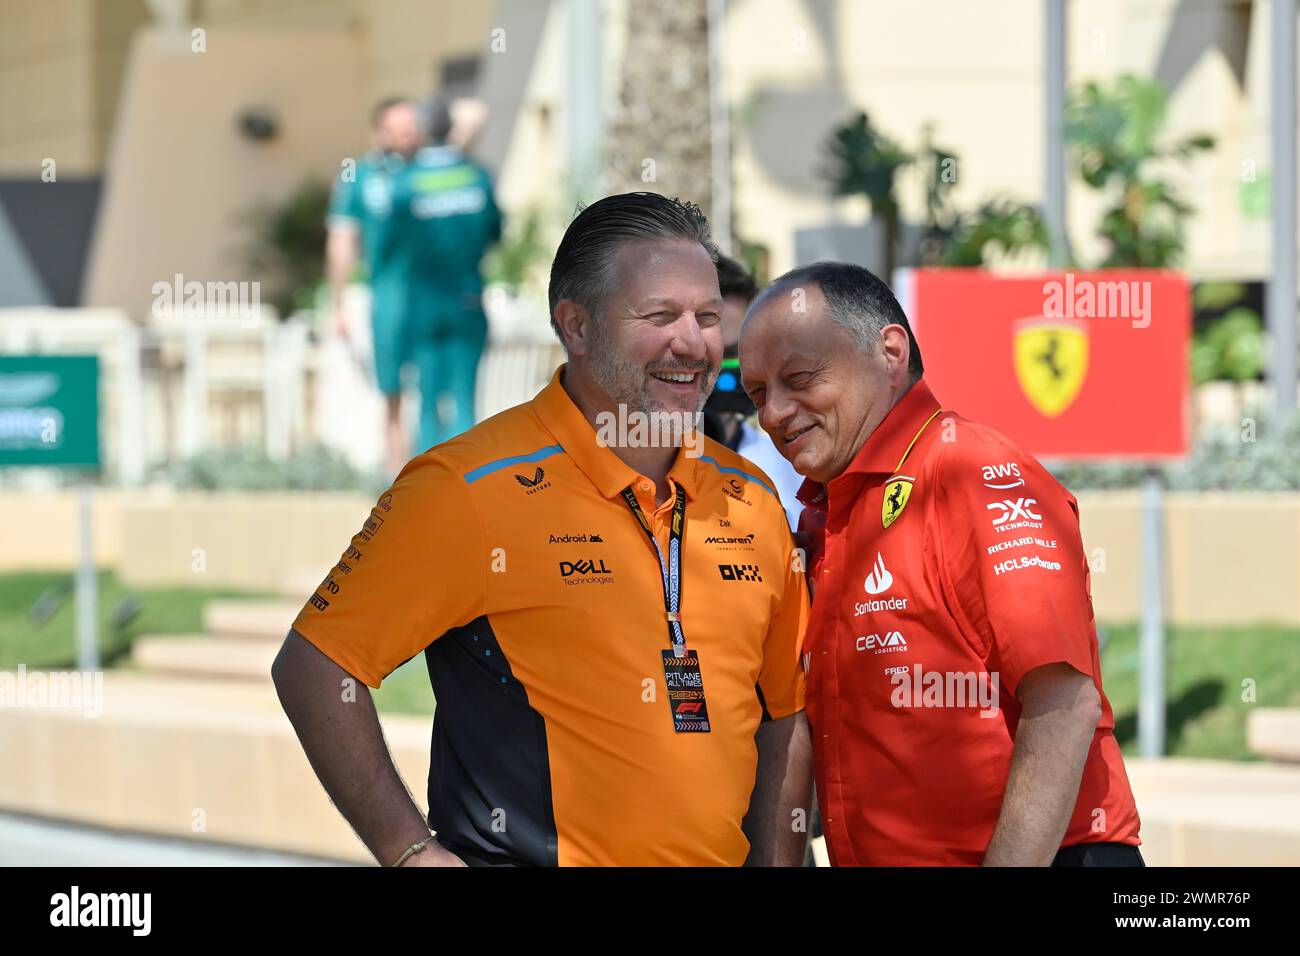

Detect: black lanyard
[620, 483, 687, 654]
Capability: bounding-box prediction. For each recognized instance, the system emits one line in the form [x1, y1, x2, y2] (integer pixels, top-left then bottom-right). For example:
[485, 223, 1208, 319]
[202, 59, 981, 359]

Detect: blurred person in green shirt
[326, 97, 501, 473]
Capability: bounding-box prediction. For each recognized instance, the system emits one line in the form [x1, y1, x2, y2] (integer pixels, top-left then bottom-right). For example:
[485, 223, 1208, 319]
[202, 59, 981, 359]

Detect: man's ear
[553, 300, 592, 357]
[880, 325, 912, 386]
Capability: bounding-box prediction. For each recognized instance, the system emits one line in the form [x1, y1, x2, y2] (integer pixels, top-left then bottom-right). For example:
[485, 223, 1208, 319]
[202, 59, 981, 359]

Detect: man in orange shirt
[274, 192, 812, 867]
[740, 261, 1142, 866]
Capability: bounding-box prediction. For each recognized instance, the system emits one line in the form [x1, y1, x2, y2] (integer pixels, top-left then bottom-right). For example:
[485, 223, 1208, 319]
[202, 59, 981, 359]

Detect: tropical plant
[939, 199, 1050, 268]
[1064, 74, 1214, 267]
[237, 179, 331, 317]
[823, 111, 912, 277]
[1053, 407, 1300, 491]
[1191, 281, 1266, 385]
[161, 442, 385, 494]
[482, 206, 549, 295]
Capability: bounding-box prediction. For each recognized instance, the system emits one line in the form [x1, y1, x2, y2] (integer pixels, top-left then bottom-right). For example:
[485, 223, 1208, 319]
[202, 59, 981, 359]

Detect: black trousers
[1052, 842, 1145, 867]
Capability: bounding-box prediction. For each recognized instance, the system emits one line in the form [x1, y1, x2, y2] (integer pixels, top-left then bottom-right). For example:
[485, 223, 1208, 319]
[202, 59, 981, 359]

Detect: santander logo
[863, 553, 894, 595]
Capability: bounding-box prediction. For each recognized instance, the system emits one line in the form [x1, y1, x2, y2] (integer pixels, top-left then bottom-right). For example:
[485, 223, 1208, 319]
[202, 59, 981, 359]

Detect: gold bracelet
[390, 835, 435, 868]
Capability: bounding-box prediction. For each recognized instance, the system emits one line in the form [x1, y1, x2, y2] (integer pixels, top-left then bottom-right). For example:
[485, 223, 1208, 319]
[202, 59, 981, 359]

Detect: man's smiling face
[585, 238, 724, 417]
[739, 282, 896, 484]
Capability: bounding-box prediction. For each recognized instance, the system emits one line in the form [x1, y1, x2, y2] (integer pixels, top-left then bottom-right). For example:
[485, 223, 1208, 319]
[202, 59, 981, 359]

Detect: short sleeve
[757, 527, 809, 720]
[291, 454, 488, 688]
[933, 429, 1097, 698]
[326, 163, 364, 228]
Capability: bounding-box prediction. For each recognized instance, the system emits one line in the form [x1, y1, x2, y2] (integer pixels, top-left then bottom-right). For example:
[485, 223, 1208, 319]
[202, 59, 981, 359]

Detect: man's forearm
[325, 227, 358, 307]
[272, 629, 437, 866]
[983, 665, 1101, 866]
[743, 710, 814, 866]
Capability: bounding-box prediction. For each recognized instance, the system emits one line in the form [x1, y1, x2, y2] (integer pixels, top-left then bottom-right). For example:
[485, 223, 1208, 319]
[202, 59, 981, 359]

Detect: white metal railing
[2, 302, 561, 484]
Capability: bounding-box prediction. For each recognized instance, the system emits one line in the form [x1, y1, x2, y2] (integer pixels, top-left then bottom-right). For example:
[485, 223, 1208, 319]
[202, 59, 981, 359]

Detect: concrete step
[0, 670, 430, 863]
[1247, 709, 1300, 762]
[1, 665, 1297, 866]
[203, 599, 306, 642]
[1125, 757, 1300, 865]
[281, 569, 333, 601]
[131, 635, 279, 682]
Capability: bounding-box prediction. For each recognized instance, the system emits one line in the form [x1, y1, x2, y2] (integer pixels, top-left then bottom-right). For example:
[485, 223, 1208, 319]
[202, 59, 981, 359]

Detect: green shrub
[161, 443, 387, 494]
[1054, 408, 1300, 491]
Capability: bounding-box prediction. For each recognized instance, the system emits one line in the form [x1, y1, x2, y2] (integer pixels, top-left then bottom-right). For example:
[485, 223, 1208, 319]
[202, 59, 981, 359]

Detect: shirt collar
[795, 378, 942, 507]
[531, 365, 703, 502]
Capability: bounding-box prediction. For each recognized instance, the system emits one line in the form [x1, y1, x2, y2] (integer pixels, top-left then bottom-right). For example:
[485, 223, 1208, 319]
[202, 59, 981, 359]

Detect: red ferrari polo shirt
[798, 378, 1140, 866]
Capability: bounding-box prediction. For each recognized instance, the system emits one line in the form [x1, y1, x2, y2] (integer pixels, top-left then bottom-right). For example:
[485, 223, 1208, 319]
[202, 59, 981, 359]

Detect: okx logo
[718, 563, 763, 582]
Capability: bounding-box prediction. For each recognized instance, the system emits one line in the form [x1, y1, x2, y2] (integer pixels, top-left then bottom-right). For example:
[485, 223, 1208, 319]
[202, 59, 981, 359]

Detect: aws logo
[982, 462, 1025, 490]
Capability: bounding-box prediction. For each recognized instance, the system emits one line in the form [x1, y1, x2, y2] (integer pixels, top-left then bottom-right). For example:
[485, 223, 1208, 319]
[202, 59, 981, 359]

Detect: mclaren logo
[704, 533, 755, 545]
[1013, 317, 1089, 417]
[882, 475, 914, 529]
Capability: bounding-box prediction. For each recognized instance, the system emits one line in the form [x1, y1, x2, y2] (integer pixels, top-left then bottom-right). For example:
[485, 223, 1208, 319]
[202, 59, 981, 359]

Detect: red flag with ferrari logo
[900, 269, 1191, 459]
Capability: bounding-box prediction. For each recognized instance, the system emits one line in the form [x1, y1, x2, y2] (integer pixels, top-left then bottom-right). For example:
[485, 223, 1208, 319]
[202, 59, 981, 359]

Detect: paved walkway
[0, 811, 349, 866]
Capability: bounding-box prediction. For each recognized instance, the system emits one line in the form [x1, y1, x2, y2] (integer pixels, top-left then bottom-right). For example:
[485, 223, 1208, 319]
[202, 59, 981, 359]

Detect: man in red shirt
[739, 261, 1142, 866]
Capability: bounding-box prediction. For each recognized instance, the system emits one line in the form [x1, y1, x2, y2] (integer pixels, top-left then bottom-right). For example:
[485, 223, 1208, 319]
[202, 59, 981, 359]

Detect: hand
[330, 302, 350, 342]
[449, 98, 489, 149]
[400, 842, 467, 867]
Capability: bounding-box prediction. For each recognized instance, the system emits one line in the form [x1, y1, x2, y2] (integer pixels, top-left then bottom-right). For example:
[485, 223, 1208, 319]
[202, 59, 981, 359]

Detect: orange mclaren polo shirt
[292, 366, 808, 866]
[798, 378, 1140, 866]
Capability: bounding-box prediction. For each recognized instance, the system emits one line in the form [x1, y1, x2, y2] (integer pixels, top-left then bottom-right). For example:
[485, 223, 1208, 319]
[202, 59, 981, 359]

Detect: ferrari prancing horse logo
[882, 475, 914, 529]
[1013, 317, 1089, 418]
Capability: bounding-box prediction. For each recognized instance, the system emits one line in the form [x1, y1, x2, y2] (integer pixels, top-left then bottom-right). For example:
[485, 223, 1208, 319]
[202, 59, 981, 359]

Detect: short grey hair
[750, 260, 924, 378]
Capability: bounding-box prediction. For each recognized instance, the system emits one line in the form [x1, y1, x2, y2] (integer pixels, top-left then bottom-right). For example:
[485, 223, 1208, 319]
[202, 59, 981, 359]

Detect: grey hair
[750, 260, 924, 378]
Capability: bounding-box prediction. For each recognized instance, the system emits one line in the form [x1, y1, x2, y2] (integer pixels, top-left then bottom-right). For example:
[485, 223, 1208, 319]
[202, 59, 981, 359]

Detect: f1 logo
[987, 497, 1042, 526]
[676, 702, 703, 714]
